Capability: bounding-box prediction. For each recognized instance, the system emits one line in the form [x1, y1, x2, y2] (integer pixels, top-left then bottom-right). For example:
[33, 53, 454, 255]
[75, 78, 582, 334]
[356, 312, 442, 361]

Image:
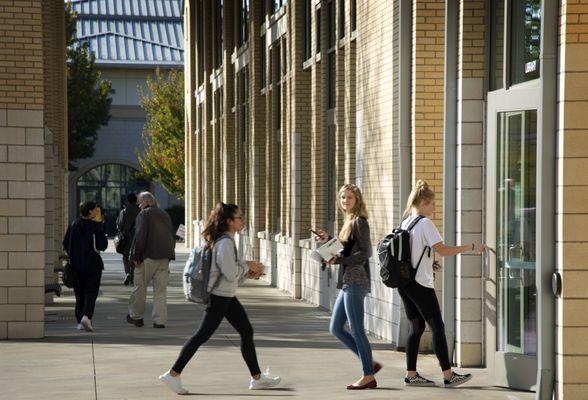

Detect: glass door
[486, 100, 539, 391]
[496, 111, 537, 357]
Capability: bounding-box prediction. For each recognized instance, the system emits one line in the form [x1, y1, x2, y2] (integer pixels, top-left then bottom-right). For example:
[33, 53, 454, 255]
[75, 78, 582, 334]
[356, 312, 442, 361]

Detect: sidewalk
[0, 247, 534, 400]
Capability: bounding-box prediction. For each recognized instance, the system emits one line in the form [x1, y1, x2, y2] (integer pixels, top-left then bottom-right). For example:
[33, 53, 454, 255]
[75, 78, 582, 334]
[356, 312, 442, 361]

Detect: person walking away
[398, 179, 491, 388]
[63, 201, 108, 332]
[314, 184, 382, 390]
[159, 202, 281, 394]
[126, 191, 175, 329]
[116, 192, 140, 286]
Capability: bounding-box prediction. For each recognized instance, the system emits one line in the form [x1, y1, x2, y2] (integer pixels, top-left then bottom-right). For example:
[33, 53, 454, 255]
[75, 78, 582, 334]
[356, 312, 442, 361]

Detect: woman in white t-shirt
[399, 180, 490, 388]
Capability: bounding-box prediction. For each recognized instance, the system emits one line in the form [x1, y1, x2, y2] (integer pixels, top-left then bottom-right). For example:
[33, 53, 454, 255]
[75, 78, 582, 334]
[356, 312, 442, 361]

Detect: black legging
[73, 271, 102, 323]
[172, 294, 261, 376]
[398, 281, 451, 371]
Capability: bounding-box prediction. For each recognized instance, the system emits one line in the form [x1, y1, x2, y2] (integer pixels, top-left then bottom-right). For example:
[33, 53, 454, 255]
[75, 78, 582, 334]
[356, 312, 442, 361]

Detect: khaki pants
[128, 258, 169, 325]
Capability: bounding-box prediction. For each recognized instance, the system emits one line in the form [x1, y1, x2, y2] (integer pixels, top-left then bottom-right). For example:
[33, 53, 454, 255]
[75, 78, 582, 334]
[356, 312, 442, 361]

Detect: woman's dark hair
[126, 192, 137, 204]
[80, 201, 97, 217]
[201, 202, 239, 245]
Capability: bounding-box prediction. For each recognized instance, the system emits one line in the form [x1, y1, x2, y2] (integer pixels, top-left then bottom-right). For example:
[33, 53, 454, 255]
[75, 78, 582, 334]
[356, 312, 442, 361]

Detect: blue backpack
[183, 235, 236, 304]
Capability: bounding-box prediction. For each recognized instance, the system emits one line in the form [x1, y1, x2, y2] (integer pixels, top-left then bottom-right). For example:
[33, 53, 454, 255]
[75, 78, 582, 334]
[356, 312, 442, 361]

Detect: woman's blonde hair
[337, 184, 368, 242]
[403, 179, 435, 217]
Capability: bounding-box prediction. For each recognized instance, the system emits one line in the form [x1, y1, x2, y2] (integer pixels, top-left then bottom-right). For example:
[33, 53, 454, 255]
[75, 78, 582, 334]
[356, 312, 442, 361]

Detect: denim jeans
[329, 283, 374, 375]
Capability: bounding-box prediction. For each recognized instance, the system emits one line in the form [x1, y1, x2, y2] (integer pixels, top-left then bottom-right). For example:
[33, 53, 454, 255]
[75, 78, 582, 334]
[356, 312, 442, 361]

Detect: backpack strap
[216, 234, 238, 262]
[408, 216, 429, 274]
[414, 245, 431, 273]
[407, 215, 425, 232]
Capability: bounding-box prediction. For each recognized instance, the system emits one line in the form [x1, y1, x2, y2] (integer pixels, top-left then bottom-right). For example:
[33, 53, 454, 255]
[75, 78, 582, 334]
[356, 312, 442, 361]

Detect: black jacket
[130, 205, 175, 263]
[116, 203, 140, 251]
[63, 219, 108, 274]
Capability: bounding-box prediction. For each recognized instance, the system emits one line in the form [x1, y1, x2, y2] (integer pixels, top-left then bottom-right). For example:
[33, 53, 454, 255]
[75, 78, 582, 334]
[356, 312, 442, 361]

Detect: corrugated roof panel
[68, 0, 183, 66]
[69, 0, 183, 18]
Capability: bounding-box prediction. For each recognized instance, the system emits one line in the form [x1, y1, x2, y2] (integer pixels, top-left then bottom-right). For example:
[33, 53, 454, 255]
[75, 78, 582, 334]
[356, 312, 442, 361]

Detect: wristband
[471, 243, 474, 251]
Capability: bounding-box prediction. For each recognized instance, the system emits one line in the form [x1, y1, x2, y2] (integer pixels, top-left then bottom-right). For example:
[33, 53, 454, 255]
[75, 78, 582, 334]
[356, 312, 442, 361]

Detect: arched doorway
[76, 164, 150, 236]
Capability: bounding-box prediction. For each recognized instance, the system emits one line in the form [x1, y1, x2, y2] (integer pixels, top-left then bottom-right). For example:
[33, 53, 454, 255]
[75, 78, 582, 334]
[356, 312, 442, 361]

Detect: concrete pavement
[0, 245, 534, 400]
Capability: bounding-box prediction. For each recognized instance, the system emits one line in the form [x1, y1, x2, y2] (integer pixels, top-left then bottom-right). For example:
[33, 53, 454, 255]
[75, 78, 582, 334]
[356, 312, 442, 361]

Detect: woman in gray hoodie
[159, 203, 281, 394]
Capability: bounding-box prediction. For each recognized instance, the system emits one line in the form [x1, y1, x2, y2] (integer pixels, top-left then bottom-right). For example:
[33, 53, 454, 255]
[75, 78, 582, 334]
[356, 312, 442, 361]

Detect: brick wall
[0, 1, 44, 111]
[557, 1, 588, 397]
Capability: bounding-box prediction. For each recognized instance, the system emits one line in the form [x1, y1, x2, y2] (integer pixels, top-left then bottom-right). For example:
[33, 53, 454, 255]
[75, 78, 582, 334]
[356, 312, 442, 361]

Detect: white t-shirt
[400, 215, 443, 289]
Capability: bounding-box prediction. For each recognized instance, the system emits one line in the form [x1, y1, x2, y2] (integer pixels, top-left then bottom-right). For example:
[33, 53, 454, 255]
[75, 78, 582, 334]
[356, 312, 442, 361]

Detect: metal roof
[68, 0, 184, 68]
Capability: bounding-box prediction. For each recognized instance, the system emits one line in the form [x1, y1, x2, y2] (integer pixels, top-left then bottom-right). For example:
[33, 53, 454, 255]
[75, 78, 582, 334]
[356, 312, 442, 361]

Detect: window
[351, 0, 356, 31]
[339, 0, 345, 40]
[239, 69, 249, 212]
[489, 0, 504, 90]
[241, 0, 249, 45]
[510, 0, 541, 85]
[197, 0, 204, 83]
[316, 7, 321, 54]
[282, 39, 287, 77]
[327, 53, 335, 109]
[273, 44, 281, 83]
[304, 0, 312, 60]
[490, 0, 541, 90]
[326, 125, 336, 229]
[271, 0, 287, 13]
[327, 0, 335, 49]
[214, 0, 223, 69]
[326, 0, 336, 109]
[77, 164, 150, 236]
[274, 85, 281, 232]
[260, 34, 266, 88]
[260, 0, 266, 20]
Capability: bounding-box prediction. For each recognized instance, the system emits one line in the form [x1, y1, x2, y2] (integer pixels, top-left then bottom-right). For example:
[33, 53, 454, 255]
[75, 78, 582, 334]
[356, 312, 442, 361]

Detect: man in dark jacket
[116, 192, 140, 286]
[127, 191, 175, 328]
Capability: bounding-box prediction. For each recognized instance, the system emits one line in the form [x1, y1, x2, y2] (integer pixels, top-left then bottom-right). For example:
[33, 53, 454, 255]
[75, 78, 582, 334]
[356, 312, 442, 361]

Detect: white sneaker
[80, 316, 94, 332]
[159, 371, 188, 395]
[76, 323, 83, 330]
[249, 368, 281, 390]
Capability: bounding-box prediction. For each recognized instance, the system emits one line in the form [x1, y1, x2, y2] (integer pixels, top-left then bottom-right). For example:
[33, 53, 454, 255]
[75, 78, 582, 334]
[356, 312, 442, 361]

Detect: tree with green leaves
[138, 69, 185, 198]
[66, 3, 112, 162]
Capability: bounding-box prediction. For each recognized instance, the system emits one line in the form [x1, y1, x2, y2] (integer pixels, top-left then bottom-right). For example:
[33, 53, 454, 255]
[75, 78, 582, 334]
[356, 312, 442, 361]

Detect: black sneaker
[404, 373, 435, 387]
[444, 372, 472, 388]
[126, 314, 144, 327]
[123, 274, 131, 286]
[153, 323, 165, 328]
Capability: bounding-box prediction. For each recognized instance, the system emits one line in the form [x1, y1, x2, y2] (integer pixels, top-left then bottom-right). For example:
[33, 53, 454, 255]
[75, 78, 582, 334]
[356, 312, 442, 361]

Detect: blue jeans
[329, 283, 374, 375]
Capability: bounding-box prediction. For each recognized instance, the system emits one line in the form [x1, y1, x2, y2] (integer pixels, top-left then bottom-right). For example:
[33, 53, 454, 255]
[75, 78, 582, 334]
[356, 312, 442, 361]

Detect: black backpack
[378, 216, 430, 288]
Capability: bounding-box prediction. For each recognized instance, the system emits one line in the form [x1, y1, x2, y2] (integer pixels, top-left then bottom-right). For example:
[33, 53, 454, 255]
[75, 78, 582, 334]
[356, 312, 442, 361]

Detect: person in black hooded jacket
[63, 201, 108, 332]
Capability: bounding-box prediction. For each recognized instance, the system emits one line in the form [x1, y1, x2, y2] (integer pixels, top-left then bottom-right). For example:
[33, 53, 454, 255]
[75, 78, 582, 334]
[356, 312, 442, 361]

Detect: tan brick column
[42, 0, 68, 302]
[248, 0, 267, 251]
[184, 0, 195, 246]
[0, 1, 46, 339]
[343, 0, 357, 184]
[310, 1, 325, 230]
[556, 1, 588, 397]
[288, 0, 312, 298]
[202, 0, 214, 215]
[455, 0, 485, 367]
[412, 0, 445, 227]
[356, 0, 400, 240]
[222, 0, 236, 202]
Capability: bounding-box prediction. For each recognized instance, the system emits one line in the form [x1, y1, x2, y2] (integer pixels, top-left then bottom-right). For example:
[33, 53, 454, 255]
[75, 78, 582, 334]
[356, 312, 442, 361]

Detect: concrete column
[455, 0, 485, 367]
